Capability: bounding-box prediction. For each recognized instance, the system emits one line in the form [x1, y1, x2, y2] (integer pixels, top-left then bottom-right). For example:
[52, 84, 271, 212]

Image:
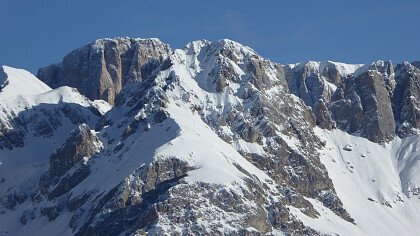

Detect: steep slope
[0, 85, 110, 187]
[330, 70, 395, 142]
[0, 70, 111, 235]
[37, 37, 172, 105]
[1, 38, 420, 236]
[284, 60, 420, 143]
[54, 39, 349, 235]
[1, 41, 349, 235]
[0, 65, 51, 101]
[313, 128, 420, 235]
[392, 62, 420, 137]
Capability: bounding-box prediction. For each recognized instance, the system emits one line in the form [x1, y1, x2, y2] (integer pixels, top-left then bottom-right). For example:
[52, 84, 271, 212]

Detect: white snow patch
[0, 65, 51, 101]
[310, 128, 420, 236]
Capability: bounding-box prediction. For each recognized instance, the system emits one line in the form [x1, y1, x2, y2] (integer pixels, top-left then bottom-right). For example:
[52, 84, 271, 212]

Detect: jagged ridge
[1, 38, 420, 235]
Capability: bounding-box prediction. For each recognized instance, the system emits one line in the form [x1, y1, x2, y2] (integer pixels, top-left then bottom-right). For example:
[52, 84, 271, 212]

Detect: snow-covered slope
[289, 61, 364, 78]
[0, 65, 51, 101]
[1, 38, 420, 236]
[310, 128, 420, 235]
[0, 71, 111, 220]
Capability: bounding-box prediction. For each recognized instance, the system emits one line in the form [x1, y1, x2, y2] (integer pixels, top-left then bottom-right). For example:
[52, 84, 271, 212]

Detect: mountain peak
[3, 38, 420, 235]
[0, 65, 51, 101]
[90, 37, 168, 48]
[37, 37, 172, 105]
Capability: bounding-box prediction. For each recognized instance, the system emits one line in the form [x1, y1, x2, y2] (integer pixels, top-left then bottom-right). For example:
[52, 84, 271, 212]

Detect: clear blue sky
[1, 0, 419, 73]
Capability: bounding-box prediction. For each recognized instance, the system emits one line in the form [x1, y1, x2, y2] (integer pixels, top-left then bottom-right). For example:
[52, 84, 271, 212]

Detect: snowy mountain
[1, 38, 420, 236]
[0, 66, 51, 101]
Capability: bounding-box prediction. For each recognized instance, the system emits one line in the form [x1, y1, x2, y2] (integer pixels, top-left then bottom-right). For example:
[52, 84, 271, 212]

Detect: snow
[91, 99, 112, 114]
[232, 139, 266, 156]
[288, 198, 363, 236]
[157, 103, 261, 187]
[326, 61, 364, 77]
[0, 70, 109, 202]
[352, 60, 394, 78]
[0, 88, 104, 190]
[106, 47, 280, 207]
[153, 63, 420, 235]
[309, 128, 420, 236]
[0, 86, 111, 118]
[156, 45, 278, 191]
[288, 60, 364, 78]
[0, 66, 110, 132]
[325, 81, 338, 93]
[0, 43, 419, 235]
[392, 135, 420, 197]
[63, 114, 181, 196]
[0, 65, 51, 101]
[287, 63, 299, 69]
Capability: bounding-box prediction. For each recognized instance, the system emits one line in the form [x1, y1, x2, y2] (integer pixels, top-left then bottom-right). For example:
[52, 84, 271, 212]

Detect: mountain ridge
[37, 37, 420, 142]
[1, 37, 420, 235]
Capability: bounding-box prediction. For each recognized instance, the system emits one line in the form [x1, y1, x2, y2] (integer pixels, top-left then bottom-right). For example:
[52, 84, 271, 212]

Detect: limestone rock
[4, 39, 420, 235]
[393, 62, 420, 137]
[331, 71, 395, 142]
[49, 124, 101, 177]
[38, 37, 172, 105]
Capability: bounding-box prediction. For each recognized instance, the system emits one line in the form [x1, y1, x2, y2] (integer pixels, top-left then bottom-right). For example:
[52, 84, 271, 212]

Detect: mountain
[37, 38, 171, 105]
[0, 65, 51, 101]
[1, 38, 420, 236]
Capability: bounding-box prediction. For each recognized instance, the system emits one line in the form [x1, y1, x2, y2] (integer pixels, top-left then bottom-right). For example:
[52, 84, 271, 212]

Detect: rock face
[38, 38, 419, 143]
[331, 71, 396, 142]
[284, 62, 336, 129]
[0, 87, 105, 150]
[392, 62, 420, 137]
[38, 123, 101, 200]
[37, 38, 172, 105]
[49, 124, 101, 177]
[2, 38, 420, 235]
[283, 60, 410, 143]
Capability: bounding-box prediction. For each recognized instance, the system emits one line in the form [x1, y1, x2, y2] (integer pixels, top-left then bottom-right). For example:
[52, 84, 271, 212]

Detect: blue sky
[1, 0, 419, 73]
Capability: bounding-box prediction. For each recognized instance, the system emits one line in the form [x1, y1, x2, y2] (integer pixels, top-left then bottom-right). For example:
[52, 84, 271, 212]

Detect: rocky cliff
[1, 38, 420, 236]
[37, 38, 172, 105]
[284, 60, 420, 143]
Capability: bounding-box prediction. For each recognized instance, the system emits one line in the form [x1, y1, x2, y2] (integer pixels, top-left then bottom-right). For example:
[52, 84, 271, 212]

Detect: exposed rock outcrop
[37, 124, 102, 200]
[284, 61, 340, 130]
[49, 124, 101, 177]
[285, 60, 398, 142]
[331, 71, 395, 142]
[38, 38, 172, 105]
[393, 62, 420, 137]
[2, 38, 420, 235]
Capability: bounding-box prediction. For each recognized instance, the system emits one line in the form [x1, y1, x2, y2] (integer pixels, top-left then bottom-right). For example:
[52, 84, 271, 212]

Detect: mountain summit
[1, 37, 420, 235]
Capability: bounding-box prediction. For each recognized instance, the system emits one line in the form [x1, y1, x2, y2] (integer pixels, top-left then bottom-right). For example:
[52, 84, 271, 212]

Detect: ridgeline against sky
[1, 0, 419, 73]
